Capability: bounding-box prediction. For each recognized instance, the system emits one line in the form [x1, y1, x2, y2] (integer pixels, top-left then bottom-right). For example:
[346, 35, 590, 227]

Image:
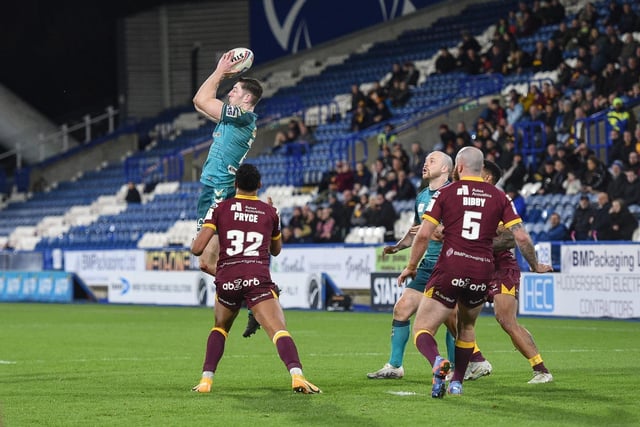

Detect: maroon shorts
[425, 268, 491, 309]
[487, 268, 520, 302]
[214, 276, 278, 310]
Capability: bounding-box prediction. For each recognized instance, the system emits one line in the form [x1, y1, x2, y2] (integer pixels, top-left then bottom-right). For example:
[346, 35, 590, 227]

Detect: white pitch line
[0, 360, 17, 364]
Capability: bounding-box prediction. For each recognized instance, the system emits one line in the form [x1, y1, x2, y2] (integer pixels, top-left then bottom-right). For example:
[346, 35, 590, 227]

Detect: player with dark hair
[190, 163, 320, 394]
[193, 51, 266, 337]
[398, 147, 552, 398]
[474, 160, 553, 384]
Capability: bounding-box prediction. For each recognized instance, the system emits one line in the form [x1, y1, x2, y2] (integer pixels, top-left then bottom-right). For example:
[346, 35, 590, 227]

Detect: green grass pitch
[1, 303, 639, 426]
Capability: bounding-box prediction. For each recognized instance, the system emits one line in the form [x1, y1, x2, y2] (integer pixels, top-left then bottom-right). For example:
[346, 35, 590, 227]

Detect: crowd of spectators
[278, 1, 640, 244]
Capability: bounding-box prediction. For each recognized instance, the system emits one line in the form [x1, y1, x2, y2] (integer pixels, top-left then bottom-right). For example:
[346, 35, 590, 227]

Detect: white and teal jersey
[200, 104, 258, 188]
[415, 182, 449, 265]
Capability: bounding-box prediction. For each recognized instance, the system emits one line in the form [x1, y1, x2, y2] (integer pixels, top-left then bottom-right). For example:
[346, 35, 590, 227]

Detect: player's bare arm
[192, 52, 239, 122]
[382, 224, 418, 257]
[493, 224, 515, 253]
[397, 219, 436, 285]
[509, 223, 553, 273]
[267, 196, 282, 256]
[191, 227, 216, 256]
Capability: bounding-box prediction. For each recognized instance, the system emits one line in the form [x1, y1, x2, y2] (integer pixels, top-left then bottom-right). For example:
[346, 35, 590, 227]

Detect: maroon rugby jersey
[422, 177, 522, 277]
[202, 194, 281, 280]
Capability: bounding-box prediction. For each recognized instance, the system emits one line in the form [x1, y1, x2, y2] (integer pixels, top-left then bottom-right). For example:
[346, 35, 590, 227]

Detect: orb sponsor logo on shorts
[451, 278, 487, 291]
[220, 277, 261, 290]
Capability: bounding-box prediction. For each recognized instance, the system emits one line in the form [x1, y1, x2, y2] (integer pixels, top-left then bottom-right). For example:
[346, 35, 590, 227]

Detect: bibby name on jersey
[462, 197, 486, 207]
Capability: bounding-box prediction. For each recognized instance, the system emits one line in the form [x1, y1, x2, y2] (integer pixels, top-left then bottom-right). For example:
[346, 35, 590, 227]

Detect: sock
[528, 354, 549, 373]
[201, 371, 213, 379]
[414, 330, 440, 366]
[470, 342, 486, 362]
[389, 319, 410, 367]
[289, 367, 302, 376]
[452, 340, 475, 382]
[273, 330, 302, 371]
[202, 327, 228, 372]
[445, 329, 456, 366]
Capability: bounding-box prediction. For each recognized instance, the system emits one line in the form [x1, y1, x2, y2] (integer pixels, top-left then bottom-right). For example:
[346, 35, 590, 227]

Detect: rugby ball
[227, 47, 254, 75]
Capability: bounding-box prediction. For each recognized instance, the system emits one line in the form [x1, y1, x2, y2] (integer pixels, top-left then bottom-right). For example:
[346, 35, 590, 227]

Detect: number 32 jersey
[202, 194, 281, 281]
[422, 177, 522, 277]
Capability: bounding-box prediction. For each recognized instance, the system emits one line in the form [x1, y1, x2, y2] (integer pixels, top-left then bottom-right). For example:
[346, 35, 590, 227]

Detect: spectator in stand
[403, 62, 420, 87]
[302, 205, 318, 239]
[314, 206, 339, 243]
[385, 63, 407, 93]
[570, 195, 595, 241]
[340, 189, 357, 228]
[281, 226, 296, 244]
[581, 155, 609, 194]
[540, 212, 568, 241]
[607, 160, 627, 201]
[460, 30, 481, 54]
[348, 84, 367, 112]
[272, 118, 309, 153]
[627, 151, 640, 175]
[487, 44, 507, 74]
[434, 47, 457, 74]
[619, 57, 640, 93]
[618, 3, 640, 35]
[562, 171, 582, 195]
[619, 33, 639, 66]
[506, 94, 524, 125]
[354, 161, 372, 191]
[622, 167, 640, 207]
[550, 159, 568, 194]
[542, 38, 563, 71]
[125, 181, 142, 204]
[535, 160, 557, 195]
[552, 21, 573, 50]
[567, 141, 592, 177]
[408, 142, 425, 179]
[595, 63, 619, 97]
[607, 97, 636, 135]
[377, 123, 397, 152]
[371, 96, 393, 125]
[603, 1, 622, 27]
[590, 192, 613, 241]
[388, 80, 412, 108]
[455, 121, 472, 146]
[351, 101, 373, 132]
[459, 48, 483, 75]
[609, 199, 638, 241]
[501, 152, 527, 191]
[368, 192, 397, 241]
[438, 124, 456, 150]
[588, 44, 607, 76]
[288, 206, 312, 243]
[334, 161, 355, 192]
[351, 193, 373, 227]
[395, 170, 417, 201]
[531, 40, 547, 71]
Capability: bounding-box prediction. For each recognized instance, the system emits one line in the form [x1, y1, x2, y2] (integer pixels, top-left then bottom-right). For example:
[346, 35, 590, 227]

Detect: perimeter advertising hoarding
[519, 272, 639, 319]
[64, 250, 146, 287]
[270, 246, 375, 289]
[0, 271, 73, 303]
[106, 271, 321, 309]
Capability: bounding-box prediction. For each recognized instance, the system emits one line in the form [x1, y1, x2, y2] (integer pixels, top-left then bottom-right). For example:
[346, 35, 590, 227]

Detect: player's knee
[495, 312, 516, 332]
[393, 300, 412, 320]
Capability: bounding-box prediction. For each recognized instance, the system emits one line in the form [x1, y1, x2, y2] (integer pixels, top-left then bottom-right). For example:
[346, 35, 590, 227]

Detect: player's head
[482, 160, 503, 185]
[235, 163, 261, 192]
[422, 150, 453, 181]
[232, 77, 263, 107]
[454, 146, 484, 179]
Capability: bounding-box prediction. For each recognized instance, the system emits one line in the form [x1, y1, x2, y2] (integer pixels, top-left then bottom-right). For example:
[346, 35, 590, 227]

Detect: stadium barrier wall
[4, 242, 640, 318]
